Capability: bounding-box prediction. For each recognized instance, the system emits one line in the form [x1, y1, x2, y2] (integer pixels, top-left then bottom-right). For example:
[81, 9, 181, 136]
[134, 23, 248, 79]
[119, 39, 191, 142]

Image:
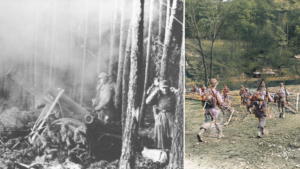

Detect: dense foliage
[186, 0, 300, 85]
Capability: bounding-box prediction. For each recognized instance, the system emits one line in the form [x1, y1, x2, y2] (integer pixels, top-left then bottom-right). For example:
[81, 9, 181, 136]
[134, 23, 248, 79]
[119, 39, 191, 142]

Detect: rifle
[284, 82, 290, 106]
[257, 78, 264, 91]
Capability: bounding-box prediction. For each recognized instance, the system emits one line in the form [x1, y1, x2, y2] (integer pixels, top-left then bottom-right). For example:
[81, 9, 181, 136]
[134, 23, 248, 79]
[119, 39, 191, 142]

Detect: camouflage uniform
[197, 79, 224, 142]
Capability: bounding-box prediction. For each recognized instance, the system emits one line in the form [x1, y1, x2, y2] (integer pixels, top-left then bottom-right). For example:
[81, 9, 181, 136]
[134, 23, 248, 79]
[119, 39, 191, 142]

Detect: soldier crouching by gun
[146, 80, 178, 150]
[197, 78, 225, 142]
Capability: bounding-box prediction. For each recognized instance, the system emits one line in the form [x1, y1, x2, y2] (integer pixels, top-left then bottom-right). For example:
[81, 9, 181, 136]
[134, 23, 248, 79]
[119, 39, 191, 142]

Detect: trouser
[277, 99, 285, 118]
[198, 108, 222, 137]
[258, 116, 266, 129]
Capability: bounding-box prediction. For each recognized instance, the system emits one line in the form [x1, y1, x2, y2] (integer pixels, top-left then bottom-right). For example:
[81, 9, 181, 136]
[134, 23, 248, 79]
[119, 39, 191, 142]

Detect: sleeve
[95, 85, 114, 111]
[216, 92, 224, 103]
[146, 87, 159, 105]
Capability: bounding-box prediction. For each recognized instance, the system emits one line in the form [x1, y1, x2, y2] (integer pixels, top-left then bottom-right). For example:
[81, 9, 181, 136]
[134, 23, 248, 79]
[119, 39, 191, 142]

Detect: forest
[186, 0, 300, 88]
[0, 0, 184, 168]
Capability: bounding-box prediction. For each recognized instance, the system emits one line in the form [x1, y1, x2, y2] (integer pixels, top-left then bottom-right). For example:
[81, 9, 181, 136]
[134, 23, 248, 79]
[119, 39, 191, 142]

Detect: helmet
[210, 78, 218, 87]
[160, 80, 169, 88]
[245, 88, 249, 92]
[98, 72, 108, 79]
[280, 83, 284, 87]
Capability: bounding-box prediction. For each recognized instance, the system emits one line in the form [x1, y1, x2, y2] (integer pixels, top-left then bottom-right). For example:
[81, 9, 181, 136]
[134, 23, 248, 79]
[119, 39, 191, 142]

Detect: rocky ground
[185, 85, 300, 169]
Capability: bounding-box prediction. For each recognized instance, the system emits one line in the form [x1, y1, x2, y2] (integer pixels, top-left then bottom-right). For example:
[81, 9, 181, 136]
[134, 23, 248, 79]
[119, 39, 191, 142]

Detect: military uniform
[197, 78, 224, 142]
[94, 72, 116, 122]
[239, 86, 245, 104]
[223, 86, 229, 103]
[146, 80, 176, 149]
[251, 83, 272, 137]
[277, 83, 289, 118]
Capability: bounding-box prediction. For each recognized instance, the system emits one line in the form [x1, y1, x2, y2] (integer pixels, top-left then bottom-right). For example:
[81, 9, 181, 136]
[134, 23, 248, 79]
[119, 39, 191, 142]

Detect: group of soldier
[195, 78, 290, 142]
[93, 72, 178, 150]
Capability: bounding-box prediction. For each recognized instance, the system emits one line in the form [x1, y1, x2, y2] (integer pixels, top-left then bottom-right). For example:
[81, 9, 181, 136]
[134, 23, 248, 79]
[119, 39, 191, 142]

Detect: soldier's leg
[197, 122, 211, 142]
[278, 101, 283, 118]
[215, 119, 224, 139]
[257, 116, 266, 138]
[281, 101, 285, 118]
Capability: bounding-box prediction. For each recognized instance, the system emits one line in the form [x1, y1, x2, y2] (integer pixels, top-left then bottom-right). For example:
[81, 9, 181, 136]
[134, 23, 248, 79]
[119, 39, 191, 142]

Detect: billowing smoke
[0, 0, 160, 107]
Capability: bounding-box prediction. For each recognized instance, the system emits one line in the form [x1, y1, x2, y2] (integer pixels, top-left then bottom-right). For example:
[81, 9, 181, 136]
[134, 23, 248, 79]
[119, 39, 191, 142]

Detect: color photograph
[185, 0, 300, 168]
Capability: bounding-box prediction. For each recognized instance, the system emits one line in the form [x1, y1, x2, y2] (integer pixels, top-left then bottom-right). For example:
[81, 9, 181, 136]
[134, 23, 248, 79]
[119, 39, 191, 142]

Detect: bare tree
[121, 21, 132, 131]
[139, 0, 154, 128]
[49, 0, 56, 87]
[97, 0, 103, 74]
[160, 0, 178, 80]
[79, 0, 89, 105]
[43, 0, 50, 93]
[115, 0, 125, 121]
[187, 0, 208, 85]
[119, 0, 144, 168]
[168, 1, 184, 168]
[109, 0, 118, 78]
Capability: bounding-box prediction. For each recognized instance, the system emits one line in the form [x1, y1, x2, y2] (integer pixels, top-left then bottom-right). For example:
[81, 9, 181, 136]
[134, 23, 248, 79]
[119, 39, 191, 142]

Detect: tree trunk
[139, 0, 154, 128]
[210, 39, 214, 79]
[43, 0, 50, 93]
[119, 0, 144, 168]
[97, 0, 103, 74]
[122, 21, 132, 132]
[69, 0, 74, 97]
[158, 0, 163, 42]
[190, 0, 208, 85]
[79, 0, 89, 105]
[168, 2, 184, 166]
[160, 0, 178, 80]
[166, 0, 170, 28]
[109, 0, 118, 78]
[49, 0, 56, 88]
[115, 0, 126, 121]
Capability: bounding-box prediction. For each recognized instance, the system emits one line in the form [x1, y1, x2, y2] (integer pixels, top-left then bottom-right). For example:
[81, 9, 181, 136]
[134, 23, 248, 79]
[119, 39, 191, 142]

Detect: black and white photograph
[0, 0, 184, 168]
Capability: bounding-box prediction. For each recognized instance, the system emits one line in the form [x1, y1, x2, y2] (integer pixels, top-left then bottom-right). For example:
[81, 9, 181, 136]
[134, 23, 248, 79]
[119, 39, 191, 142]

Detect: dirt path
[185, 89, 300, 169]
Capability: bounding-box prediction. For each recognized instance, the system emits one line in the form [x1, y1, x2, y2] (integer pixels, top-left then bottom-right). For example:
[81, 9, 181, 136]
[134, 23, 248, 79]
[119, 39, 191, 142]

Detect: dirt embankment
[185, 86, 300, 169]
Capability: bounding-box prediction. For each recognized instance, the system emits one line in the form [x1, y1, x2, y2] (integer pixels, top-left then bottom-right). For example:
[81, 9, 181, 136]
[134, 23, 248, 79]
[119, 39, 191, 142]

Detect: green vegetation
[186, 0, 300, 87]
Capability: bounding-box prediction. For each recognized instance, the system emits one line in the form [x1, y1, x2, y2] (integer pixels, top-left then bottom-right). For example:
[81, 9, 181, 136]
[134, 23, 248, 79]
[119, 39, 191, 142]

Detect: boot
[279, 113, 282, 118]
[261, 127, 264, 135]
[216, 124, 224, 139]
[282, 109, 285, 118]
[257, 128, 262, 138]
[197, 129, 205, 142]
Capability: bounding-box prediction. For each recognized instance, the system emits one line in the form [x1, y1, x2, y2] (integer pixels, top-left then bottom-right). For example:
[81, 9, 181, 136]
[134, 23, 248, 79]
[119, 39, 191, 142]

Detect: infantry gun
[6, 69, 122, 163]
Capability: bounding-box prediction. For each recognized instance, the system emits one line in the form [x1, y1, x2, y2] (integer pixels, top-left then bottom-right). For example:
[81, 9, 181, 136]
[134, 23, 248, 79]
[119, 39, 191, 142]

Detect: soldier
[243, 88, 253, 113]
[239, 85, 245, 104]
[250, 81, 273, 138]
[200, 84, 206, 95]
[242, 88, 251, 105]
[223, 86, 229, 104]
[197, 78, 224, 142]
[277, 83, 289, 118]
[93, 72, 115, 122]
[146, 80, 177, 150]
